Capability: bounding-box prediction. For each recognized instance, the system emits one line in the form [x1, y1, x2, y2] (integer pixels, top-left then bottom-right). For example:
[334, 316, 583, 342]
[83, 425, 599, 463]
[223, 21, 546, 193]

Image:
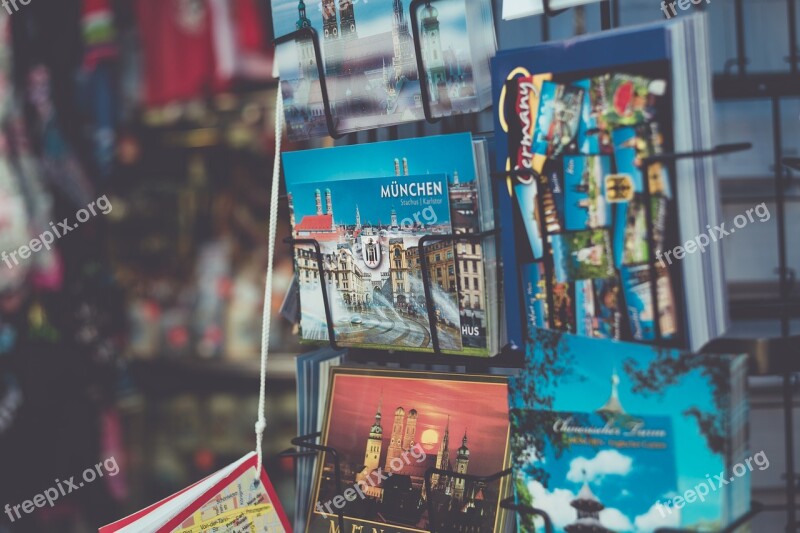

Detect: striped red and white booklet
[100, 452, 291, 533]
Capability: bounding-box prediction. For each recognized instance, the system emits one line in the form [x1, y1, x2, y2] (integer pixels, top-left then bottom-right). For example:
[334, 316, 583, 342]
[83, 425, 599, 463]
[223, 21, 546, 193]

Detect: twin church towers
[363, 396, 472, 501]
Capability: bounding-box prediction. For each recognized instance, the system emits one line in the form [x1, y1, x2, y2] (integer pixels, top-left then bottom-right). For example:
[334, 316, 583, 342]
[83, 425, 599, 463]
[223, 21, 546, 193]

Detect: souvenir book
[492, 16, 725, 352]
[510, 408, 679, 532]
[509, 329, 750, 531]
[272, 0, 496, 139]
[100, 452, 291, 533]
[306, 367, 511, 533]
[282, 133, 501, 356]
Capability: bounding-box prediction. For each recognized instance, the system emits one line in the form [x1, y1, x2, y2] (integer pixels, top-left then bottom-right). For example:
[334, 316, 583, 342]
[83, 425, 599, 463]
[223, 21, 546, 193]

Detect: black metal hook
[640, 142, 752, 167]
[274, 27, 344, 140]
[283, 237, 340, 350]
[499, 497, 555, 533]
[280, 432, 346, 533]
[409, 0, 442, 125]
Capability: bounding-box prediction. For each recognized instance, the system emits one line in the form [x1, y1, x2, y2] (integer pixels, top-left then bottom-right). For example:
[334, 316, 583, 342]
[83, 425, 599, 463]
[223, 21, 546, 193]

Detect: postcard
[307, 367, 511, 533]
[283, 133, 497, 355]
[413, 0, 494, 117]
[514, 179, 543, 259]
[448, 157, 491, 351]
[515, 157, 566, 257]
[595, 74, 666, 130]
[510, 408, 679, 533]
[563, 155, 612, 231]
[521, 262, 548, 332]
[273, 0, 493, 139]
[574, 78, 600, 155]
[510, 329, 749, 529]
[533, 81, 583, 160]
[541, 158, 567, 233]
[288, 173, 462, 352]
[549, 229, 615, 282]
[612, 123, 672, 198]
[575, 277, 622, 339]
[101, 453, 290, 533]
[620, 264, 677, 341]
[551, 277, 574, 332]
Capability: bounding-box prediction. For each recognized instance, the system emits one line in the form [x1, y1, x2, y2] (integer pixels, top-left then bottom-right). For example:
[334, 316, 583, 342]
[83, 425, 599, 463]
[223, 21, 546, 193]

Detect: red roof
[295, 214, 334, 232]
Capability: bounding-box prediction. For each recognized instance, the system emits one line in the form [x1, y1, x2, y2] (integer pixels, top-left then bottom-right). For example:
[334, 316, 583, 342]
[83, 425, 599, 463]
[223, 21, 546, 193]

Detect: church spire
[564, 470, 612, 533]
[597, 369, 626, 416]
[296, 0, 312, 29]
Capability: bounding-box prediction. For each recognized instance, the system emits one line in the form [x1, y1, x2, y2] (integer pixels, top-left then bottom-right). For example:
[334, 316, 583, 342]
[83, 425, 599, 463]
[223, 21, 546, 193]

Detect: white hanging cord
[255, 88, 284, 479]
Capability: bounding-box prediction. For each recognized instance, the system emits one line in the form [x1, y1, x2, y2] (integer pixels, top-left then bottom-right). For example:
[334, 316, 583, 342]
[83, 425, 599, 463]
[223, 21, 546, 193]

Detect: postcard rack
[282, 233, 527, 371]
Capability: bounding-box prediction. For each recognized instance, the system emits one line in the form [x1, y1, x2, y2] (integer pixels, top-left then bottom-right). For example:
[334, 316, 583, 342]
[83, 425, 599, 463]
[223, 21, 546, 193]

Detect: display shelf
[275, 1, 800, 529]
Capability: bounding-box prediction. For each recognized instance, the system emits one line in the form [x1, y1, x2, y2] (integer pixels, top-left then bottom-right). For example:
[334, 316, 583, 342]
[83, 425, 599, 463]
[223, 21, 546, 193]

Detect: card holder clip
[274, 27, 345, 140]
[283, 237, 340, 351]
[499, 497, 555, 533]
[279, 432, 346, 533]
[408, 0, 441, 125]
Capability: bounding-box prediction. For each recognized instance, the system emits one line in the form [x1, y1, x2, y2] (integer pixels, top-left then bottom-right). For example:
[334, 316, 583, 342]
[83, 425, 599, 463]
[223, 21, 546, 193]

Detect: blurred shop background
[0, 0, 796, 532]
